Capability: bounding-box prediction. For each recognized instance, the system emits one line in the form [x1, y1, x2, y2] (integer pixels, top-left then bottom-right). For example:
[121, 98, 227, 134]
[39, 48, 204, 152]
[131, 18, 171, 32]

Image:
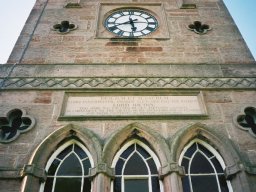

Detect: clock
[104, 9, 158, 37]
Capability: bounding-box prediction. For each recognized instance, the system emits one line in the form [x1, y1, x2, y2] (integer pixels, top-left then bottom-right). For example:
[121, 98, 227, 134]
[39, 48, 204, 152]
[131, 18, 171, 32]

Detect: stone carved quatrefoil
[52, 20, 77, 34]
[0, 109, 36, 143]
[235, 107, 256, 138]
[188, 21, 211, 34]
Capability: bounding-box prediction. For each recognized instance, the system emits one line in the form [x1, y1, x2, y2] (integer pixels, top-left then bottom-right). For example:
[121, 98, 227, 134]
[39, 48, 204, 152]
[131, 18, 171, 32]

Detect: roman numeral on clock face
[146, 26, 155, 31]
[109, 26, 118, 31]
[105, 9, 158, 37]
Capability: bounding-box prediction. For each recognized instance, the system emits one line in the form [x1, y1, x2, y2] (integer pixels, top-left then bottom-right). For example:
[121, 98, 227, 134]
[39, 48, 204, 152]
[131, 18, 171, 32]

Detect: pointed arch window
[39, 140, 94, 192]
[179, 140, 233, 192]
[111, 140, 163, 192]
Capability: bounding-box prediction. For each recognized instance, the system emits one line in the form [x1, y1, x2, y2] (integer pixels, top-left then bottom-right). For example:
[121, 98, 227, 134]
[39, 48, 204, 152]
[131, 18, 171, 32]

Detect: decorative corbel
[244, 165, 256, 175]
[89, 163, 115, 179]
[20, 164, 47, 182]
[159, 162, 185, 179]
[224, 163, 243, 179]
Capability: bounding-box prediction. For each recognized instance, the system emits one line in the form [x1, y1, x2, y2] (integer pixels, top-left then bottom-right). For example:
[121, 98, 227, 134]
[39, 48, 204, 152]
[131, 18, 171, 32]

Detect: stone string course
[1, 77, 256, 89]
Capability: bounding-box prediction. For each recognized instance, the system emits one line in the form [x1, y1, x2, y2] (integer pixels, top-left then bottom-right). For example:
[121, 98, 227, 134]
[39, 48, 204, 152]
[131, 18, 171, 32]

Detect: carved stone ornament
[1, 77, 256, 89]
[0, 109, 36, 143]
[188, 21, 211, 34]
[52, 21, 77, 34]
[235, 107, 256, 138]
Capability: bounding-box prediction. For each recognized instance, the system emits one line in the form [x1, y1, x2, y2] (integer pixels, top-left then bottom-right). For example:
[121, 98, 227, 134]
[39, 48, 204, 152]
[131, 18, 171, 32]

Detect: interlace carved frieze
[1, 77, 256, 89]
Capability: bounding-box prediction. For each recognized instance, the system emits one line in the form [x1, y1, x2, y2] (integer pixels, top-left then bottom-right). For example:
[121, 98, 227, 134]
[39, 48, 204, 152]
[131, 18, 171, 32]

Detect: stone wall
[7, 0, 255, 64]
[1, 0, 256, 191]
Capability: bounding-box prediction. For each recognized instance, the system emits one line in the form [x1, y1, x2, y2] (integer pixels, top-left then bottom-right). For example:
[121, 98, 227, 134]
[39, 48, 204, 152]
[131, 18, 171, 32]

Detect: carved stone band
[1, 77, 256, 89]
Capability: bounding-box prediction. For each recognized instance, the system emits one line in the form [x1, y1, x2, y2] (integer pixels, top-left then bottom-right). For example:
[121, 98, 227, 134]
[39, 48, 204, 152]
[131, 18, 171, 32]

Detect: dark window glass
[114, 142, 161, 192]
[147, 158, 158, 174]
[124, 152, 148, 175]
[181, 142, 231, 192]
[124, 179, 148, 192]
[57, 153, 82, 176]
[43, 177, 53, 192]
[218, 175, 229, 192]
[54, 178, 82, 192]
[74, 145, 88, 159]
[83, 178, 91, 192]
[44, 143, 92, 192]
[137, 145, 151, 159]
[191, 176, 218, 192]
[82, 159, 91, 175]
[190, 152, 214, 173]
[48, 159, 61, 175]
[57, 145, 72, 160]
[120, 145, 134, 159]
[151, 176, 160, 192]
[114, 177, 122, 192]
[115, 158, 125, 175]
[211, 157, 223, 173]
[181, 158, 189, 173]
[198, 144, 214, 158]
[182, 176, 191, 192]
[184, 143, 196, 158]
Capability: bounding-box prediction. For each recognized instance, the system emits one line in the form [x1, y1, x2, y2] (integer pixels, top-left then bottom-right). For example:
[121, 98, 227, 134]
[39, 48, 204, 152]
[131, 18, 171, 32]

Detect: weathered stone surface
[1, 0, 256, 192]
[7, 0, 255, 64]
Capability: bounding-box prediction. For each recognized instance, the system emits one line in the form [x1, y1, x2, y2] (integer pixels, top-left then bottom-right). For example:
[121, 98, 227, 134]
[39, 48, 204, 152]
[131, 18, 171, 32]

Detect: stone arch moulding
[102, 122, 170, 170]
[169, 122, 251, 191]
[21, 124, 102, 192]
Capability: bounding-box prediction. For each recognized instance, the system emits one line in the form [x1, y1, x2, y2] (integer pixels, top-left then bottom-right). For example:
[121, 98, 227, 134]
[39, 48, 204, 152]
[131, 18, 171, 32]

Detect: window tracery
[179, 139, 233, 192]
[0, 108, 35, 143]
[111, 140, 163, 192]
[236, 106, 256, 137]
[40, 140, 94, 192]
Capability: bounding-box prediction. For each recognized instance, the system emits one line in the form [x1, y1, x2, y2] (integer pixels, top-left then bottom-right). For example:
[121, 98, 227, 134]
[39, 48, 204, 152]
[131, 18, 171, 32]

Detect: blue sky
[0, 0, 255, 63]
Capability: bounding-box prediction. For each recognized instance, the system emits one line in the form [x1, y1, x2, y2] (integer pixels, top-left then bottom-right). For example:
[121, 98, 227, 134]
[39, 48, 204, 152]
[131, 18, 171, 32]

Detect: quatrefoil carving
[188, 21, 211, 34]
[52, 20, 77, 34]
[0, 109, 36, 143]
[235, 107, 256, 138]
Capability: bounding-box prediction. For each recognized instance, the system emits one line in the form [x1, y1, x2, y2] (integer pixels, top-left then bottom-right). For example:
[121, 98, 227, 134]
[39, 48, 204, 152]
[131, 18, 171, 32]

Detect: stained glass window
[179, 140, 233, 192]
[112, 141, 162, 192]
[40, 141, 93, 192]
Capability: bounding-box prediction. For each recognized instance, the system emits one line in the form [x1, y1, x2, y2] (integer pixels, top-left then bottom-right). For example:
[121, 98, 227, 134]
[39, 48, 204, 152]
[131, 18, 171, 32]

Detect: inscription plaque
[61, 93, 207, 118]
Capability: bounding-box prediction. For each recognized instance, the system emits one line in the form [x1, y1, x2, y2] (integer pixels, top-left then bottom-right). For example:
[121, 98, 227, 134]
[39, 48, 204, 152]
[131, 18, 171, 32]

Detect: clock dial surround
[104, 9, 158, 37]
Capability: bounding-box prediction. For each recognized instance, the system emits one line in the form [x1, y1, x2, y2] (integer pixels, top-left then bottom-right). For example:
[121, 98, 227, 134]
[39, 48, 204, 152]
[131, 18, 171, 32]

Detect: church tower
[1, 0, 256, 192]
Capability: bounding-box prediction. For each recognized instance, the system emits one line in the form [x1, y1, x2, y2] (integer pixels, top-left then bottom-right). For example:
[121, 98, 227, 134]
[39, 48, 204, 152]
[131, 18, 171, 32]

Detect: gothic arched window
[111, 140, 163, 192]
[179, 139, 233, 192]
[39, 140, 94, 192]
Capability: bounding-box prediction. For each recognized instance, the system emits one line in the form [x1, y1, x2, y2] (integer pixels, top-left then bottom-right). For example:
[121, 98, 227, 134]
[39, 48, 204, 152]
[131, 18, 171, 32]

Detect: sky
[0, 0, 255, 64]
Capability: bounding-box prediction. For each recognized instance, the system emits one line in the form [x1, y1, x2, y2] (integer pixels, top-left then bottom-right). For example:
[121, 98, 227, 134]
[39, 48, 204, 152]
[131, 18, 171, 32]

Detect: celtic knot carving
[0, 109, 36, 143]
[1, 77, 256, 89]
[236, 107, 256, 137]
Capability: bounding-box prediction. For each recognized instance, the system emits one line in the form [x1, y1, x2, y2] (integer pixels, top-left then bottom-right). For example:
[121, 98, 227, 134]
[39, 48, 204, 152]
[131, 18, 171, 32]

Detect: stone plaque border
[58, 91, 208, 120]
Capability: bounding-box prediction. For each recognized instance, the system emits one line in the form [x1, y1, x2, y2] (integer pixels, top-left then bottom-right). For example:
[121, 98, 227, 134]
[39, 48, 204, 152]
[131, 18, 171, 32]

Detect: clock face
[105, 9, 158, 37]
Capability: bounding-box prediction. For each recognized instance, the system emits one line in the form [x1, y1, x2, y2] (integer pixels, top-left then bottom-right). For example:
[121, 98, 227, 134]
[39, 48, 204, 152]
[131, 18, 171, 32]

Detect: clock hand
[129, 18, 137, 32]
[112, 19, 138, 26]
